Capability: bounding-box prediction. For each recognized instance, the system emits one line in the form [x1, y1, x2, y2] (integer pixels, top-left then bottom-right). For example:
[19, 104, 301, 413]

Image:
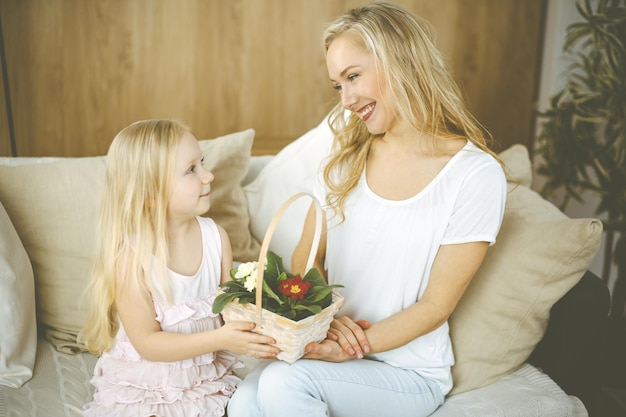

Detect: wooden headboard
[0, 0, 545, 157]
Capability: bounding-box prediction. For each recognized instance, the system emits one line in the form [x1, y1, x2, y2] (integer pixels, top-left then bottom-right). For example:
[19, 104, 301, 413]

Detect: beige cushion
[198, 130, 260, 262]
[0, 201, 37, 387]
[0, 129, 259, 353]
[448, 182, 602, 395]
[498, 143, 533, 187]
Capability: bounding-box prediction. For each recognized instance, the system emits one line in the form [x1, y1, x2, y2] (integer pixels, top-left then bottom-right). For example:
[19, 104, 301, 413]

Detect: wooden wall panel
[0, 12, 10, 156]
[0, 48, 9, 156]
[0, 0, 545, 157]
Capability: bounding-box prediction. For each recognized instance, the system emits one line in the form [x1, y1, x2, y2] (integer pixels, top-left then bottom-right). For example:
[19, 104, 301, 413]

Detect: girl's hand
[219, 321, 280, 359]
[326, 316, 371, 358]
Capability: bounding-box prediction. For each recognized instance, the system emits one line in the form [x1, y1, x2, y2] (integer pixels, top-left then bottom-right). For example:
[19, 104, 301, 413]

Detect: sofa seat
[0, 340, 96, 417]
[431, 364, 587, 417]
[0, 338, 587, 417]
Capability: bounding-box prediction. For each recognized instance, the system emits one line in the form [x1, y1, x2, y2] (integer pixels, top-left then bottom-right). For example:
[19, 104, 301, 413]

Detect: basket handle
[254, 192, 323, 317]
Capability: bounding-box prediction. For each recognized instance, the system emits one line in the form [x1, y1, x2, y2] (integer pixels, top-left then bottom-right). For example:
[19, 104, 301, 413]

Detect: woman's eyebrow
[330, 65, 358, 83]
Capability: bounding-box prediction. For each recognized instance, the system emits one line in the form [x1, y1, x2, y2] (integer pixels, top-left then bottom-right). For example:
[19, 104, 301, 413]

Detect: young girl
[80, 119, 279, 417]
[228, 2, 507, 417]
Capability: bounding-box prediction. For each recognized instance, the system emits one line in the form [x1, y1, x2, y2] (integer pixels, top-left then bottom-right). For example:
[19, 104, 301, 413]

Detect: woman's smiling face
[326, 35, 395, 135]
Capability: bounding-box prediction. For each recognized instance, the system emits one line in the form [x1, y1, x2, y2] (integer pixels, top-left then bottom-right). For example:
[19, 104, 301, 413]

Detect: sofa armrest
[529, 270, 610, 416]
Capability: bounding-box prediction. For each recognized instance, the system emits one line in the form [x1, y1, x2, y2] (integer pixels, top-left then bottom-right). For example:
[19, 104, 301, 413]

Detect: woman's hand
[303, 316, 371, 361]
[302, 338, 356, 362]
[219, 321, 280, 360]
[327, 316, 371, 358]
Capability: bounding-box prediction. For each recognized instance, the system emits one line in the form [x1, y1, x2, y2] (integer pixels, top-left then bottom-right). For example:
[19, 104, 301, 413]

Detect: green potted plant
[534, 0, 625, 319]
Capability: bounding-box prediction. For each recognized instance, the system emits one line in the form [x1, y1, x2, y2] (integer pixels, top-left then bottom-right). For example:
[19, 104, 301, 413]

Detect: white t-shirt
[316, 141, 507, 395]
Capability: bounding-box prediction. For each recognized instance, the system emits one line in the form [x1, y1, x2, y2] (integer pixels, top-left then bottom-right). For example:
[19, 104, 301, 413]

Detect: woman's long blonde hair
[79, 119, 188, 355]
[322, 1, 500, 220]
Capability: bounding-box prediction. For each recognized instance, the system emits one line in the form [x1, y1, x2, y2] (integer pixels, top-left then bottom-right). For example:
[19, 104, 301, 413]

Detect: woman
[228, 3, 507, 416]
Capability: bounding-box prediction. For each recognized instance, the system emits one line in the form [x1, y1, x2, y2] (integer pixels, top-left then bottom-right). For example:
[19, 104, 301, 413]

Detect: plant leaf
[212, 291, 248, 314]
[262, 279, 284, 305]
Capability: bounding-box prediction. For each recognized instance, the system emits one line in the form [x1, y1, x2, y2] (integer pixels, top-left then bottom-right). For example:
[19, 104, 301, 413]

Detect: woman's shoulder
[449, 142, 506, 188]
[455, 141, 502, 169]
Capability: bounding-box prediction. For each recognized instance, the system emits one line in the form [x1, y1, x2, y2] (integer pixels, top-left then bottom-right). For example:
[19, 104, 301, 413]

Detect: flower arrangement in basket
[213, 251, 342, 322]
[212, 193, 344, 363]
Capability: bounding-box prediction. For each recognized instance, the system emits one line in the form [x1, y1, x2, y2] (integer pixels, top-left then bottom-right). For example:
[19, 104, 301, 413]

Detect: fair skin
[294, 35, 489, 361]
[115, 132, 280, 362]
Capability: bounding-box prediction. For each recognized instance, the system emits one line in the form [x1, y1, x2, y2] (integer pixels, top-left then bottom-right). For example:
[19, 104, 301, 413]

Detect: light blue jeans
[227, 358, 444, 417]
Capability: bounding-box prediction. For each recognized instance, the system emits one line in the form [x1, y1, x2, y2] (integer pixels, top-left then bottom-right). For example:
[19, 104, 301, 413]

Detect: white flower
[243, 271, 257, 292]
[235, 261, 258, 292]
[234, 261, 257, 279]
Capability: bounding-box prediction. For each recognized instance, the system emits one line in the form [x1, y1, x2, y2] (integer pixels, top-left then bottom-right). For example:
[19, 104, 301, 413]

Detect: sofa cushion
[448, 183, 602, 395]
[498, 143, 533, 187]
[196, 130, 260, 262]
[431, 363, 588, 416]
[0, 129, 259, 353]
[0, 201, 37, 387]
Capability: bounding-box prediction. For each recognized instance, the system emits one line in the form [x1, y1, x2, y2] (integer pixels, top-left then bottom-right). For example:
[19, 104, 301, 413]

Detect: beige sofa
[0, 119, 603, 416]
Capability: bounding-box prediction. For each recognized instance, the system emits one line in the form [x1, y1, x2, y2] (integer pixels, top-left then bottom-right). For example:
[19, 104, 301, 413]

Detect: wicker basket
[221, 192, 344, 363]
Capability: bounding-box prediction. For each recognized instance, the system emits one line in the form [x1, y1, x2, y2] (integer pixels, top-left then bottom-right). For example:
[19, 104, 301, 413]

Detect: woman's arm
[294, 203, 371, 357]
[292, 202, 327, 278]
[363, 240, 488, 352]
[306, 240, 489, 360]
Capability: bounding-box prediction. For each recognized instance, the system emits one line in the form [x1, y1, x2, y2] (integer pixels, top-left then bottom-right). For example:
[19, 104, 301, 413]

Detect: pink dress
[84, 217, 243, 417]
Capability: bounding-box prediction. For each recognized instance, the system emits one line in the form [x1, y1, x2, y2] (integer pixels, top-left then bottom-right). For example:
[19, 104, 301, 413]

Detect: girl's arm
[217, 223, 234, 285]
[305, 240, 489, 361]
[115, 266, 280, 362]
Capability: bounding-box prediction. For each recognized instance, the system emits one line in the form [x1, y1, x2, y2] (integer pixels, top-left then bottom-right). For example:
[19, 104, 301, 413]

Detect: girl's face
[326, 35, 394, 135]
[167, 131, 214, 220]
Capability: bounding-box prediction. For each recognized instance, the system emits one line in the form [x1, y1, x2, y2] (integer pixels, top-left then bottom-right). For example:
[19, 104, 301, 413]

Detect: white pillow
[244, 116, 333, 269]
[0, 201, 37, 387]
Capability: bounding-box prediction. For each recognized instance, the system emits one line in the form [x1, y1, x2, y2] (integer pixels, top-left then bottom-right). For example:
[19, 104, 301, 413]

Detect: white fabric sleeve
[441, 161, 507, 246]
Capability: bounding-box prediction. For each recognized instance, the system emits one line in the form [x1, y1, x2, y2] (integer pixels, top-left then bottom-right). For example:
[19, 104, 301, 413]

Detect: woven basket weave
[221, 192, 344, 363]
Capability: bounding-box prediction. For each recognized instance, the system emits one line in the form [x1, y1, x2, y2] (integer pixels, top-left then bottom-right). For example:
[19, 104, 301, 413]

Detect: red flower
[279, 276, 311, 301]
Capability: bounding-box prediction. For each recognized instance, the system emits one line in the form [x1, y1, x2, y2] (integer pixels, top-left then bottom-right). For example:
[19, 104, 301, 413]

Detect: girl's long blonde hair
[322, 1, 500, 220]
[79, 119, 188, 355]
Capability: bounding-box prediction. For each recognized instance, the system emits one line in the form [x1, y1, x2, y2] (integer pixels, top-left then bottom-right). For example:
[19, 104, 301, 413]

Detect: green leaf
[293, 304, 322, 315]
[264, 251, 285, 281]
[212, 291, 247, 314]
[220, 280, 247, 292]
[306, 285, 342, 304]
[262, 279, 284, 305]
[564, 22, 591, 50]
[278, 307, 297, 320]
